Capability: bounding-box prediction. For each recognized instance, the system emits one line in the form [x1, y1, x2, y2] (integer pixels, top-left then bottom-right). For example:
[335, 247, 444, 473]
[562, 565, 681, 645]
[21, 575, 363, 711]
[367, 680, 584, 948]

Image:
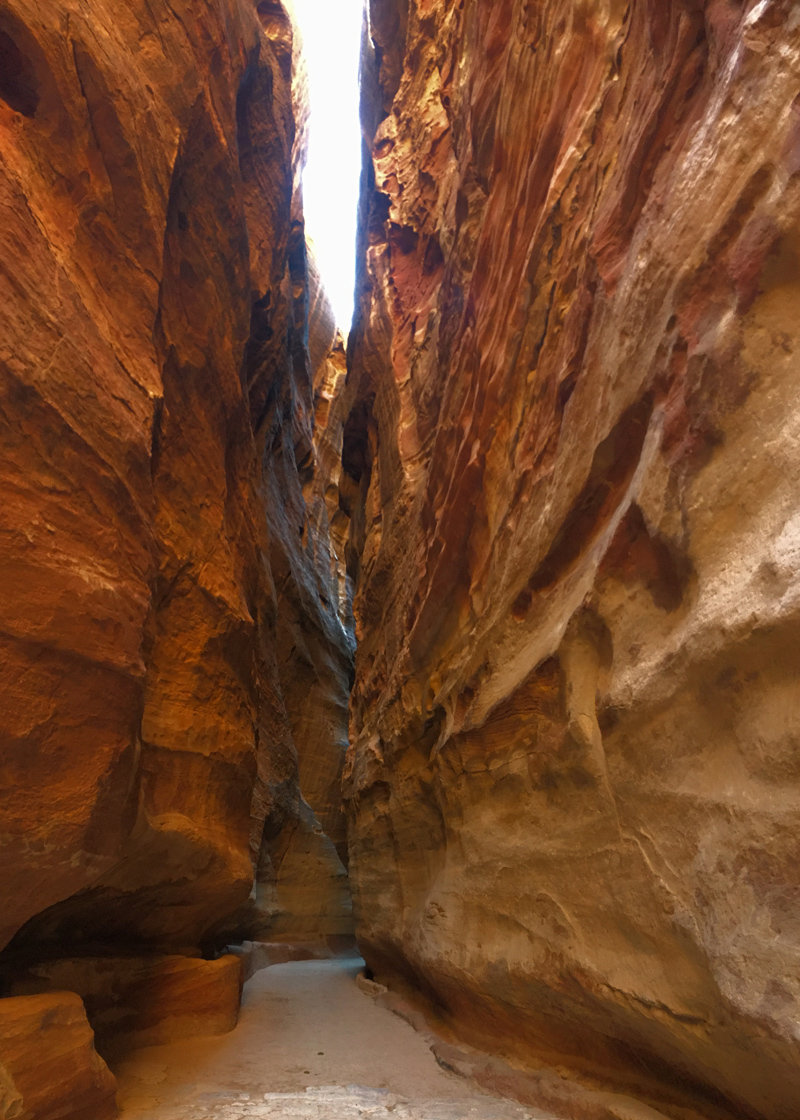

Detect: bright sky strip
[290, 0, 364, 333]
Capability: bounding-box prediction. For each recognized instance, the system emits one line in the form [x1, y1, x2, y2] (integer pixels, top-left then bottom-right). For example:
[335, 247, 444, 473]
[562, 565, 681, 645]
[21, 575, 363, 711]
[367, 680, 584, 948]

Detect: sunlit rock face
[0, 0, 352, 964]
[344, 2, 800, 1118]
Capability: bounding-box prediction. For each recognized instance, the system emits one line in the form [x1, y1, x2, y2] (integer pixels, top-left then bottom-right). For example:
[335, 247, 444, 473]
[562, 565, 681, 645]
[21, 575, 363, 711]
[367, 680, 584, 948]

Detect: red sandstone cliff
[0, 0, 351, 970]
[344, 2, 800, 1118]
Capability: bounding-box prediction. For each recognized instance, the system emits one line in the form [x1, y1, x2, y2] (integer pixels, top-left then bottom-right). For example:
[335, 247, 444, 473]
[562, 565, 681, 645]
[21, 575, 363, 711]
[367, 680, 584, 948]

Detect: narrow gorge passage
[1, 2, 800, 1120]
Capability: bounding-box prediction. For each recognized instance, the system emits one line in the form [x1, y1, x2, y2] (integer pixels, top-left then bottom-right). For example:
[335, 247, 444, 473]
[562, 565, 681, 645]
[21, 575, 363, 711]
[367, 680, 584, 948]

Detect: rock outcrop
[6, 953, 243, 1057]
[0, 0, 351, 1066]
[344, 2, 800, 1119]
[0, 992, 117, 1119]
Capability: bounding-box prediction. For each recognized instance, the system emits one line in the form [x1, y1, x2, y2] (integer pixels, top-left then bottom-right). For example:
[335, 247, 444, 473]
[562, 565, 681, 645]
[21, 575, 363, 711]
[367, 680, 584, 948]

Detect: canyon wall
[344, 2, 800, 1118]
[0, 0, 351, 983]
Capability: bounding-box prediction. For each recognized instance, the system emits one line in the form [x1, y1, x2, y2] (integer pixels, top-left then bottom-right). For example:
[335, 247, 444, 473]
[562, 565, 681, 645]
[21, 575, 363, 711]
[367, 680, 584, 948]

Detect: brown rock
[0, 992, 117, 1119]
[0, 0, 351, 956]
[344, 2, 800, 1118]
[258, 798, 354, 944]
[7, 954, 242, 1058]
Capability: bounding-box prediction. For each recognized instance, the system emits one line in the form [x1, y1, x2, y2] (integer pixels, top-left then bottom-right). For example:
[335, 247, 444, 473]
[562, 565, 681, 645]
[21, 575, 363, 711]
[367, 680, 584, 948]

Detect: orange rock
[0, 0, 351, 955]
[0, 992, 117, 1119]
[8, 954, 243, 1058]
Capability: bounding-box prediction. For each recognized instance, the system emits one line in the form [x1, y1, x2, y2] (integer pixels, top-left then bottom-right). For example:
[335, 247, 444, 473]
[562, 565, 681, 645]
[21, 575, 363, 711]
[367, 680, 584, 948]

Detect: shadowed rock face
[7, 953, 244, 1057]
[344, 2, 800, 1118]
[0, 0, 352, 959]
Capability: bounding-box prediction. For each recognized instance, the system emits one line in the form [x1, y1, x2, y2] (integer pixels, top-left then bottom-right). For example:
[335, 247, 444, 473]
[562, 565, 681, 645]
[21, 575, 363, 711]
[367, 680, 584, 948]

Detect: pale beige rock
[355, 972, 388, 998]
[255, 800, 354, 944]
[344, 2, 800, 1119]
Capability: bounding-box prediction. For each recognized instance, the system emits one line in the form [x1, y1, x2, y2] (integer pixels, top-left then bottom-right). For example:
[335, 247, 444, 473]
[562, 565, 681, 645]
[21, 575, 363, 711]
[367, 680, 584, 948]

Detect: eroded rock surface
[344, 2, 800, 1118]
[0, 992, 117, 1119]
[0, 0, 351, 955]
[0, 0, 353, 1082]
[6, 954, 244, 1058]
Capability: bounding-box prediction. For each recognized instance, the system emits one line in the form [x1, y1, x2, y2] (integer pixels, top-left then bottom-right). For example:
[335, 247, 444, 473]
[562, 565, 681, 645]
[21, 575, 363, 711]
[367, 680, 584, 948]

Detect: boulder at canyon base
[0, 992, 117, 1120]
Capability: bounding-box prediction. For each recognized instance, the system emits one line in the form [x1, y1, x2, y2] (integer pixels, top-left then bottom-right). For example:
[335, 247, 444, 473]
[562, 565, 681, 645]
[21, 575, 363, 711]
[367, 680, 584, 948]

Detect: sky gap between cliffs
[291, 0, 363, 332]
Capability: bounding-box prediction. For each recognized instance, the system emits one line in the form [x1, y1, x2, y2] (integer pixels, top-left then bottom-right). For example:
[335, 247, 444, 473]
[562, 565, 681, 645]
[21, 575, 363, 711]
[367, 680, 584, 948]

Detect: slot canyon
[1, 1, 799, 1118]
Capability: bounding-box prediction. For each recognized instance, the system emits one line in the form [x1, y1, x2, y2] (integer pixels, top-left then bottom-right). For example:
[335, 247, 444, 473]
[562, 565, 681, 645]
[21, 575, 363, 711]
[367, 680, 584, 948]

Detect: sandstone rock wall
[7, 953, 243, 1057]
[344, 2, 800, 1118]
[0, 992, 117, 1119]
[0, 0, 351, 967]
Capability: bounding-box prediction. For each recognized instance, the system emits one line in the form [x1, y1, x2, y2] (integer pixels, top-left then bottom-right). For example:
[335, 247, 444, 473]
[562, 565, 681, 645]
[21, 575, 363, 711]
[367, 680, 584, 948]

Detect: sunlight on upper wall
[290, 0, 364, 334]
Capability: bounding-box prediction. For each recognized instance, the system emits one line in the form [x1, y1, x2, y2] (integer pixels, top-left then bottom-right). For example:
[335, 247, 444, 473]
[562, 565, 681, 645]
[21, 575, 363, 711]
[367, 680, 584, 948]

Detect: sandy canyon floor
[113, 959, 548, 1120]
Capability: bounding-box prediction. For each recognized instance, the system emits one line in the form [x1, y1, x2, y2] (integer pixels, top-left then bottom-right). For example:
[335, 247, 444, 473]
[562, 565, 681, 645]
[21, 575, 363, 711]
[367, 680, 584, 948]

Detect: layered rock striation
[7, 953, 244, 1056]
[0, 0, 353, 1078]
[344, 2, 800, 1118]
[0, 992, 117, 1119]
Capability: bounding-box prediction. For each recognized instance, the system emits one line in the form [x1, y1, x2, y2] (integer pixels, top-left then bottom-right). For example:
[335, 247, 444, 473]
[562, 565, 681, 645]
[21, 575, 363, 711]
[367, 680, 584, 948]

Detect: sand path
[112, 958, 553, 1120]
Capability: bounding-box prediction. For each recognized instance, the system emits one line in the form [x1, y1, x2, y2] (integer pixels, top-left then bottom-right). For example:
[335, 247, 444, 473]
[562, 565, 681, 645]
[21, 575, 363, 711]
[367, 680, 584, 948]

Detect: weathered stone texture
[0, 992, 117, 1119]
[7, 953, 243, 1057]
[0, 0, 351, 964]
[344, 2, 800, 1118]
